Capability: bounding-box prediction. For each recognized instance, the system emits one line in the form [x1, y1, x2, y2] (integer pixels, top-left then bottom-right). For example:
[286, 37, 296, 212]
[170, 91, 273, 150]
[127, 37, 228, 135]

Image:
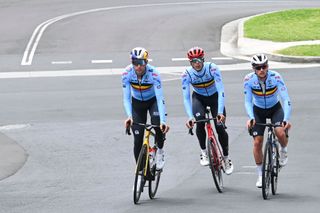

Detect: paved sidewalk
[221, 15, 320, 63]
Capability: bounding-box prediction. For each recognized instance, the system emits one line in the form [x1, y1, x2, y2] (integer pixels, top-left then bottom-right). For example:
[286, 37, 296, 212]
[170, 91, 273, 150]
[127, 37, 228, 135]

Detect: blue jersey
[122, 64, 166, 124]
[243, 70, 291, 121]
[182, 62, 225, 119]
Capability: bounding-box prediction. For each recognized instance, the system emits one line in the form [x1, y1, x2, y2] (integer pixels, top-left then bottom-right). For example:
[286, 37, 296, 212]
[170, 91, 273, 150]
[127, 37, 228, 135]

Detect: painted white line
[172, 58, 189, 61]
[242, 165, 256, 169]
[0, 124, 31, 131]
[3, 62, 320, 79]
[235, 172, 255, 175]
[211, 57, 233, 60]
[51, 61, 72, 65]
[91, 60, 113, 64]
[21, 1, 287, 66]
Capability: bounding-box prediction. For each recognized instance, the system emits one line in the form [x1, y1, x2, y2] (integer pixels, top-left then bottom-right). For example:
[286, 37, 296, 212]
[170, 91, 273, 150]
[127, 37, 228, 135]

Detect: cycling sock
[256, 164, 262, 176]
[281, 146, 288, 152]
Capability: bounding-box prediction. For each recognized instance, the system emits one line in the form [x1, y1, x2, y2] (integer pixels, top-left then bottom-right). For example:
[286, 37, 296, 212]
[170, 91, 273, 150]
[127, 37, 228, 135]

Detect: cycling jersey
[182, 62, 225, 119]
[122, 64, 166, 124]
[244, 70, 291, 121]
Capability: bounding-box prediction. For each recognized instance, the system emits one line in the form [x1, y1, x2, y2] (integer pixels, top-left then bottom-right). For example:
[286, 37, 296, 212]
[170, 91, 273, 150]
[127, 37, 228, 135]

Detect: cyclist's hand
[160, 124, 170, 134]
[217, 114, 225, 123]
[247, 119, 255, 129]
[186, 119, 195, 129]
[282, 121, 291, 130]
[124, 117, 133, 128]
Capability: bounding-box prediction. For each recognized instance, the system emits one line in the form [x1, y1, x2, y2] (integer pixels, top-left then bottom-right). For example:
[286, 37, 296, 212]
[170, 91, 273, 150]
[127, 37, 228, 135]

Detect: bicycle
[126, 122, 162, 204]
[254, 122, 287, 200]
[189, 107, 226, 193]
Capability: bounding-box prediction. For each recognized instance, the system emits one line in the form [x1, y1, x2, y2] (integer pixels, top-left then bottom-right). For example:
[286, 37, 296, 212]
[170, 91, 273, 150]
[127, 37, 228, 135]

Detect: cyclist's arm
[244, 75, 255, 120]
[153, 71, 167, 124]
[276, 73, 292, 121]
[210, 64, 225, 114]
[122, 69, 132, 118]
[182, 71, 193, 120]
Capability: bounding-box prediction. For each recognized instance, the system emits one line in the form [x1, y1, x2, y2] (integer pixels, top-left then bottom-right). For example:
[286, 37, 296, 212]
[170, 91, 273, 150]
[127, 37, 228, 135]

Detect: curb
[221, 13, 320, 63]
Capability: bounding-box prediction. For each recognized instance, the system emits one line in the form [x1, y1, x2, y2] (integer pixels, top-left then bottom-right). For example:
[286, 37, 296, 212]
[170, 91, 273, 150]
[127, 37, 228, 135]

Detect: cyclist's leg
[192, 93, 206, 150]
[253, 105, 267, 186]
[271, 103, 288, 166]
[149, 98, 164, 149]
[271, 103, 288, 147]
[132, 98, 148, 161]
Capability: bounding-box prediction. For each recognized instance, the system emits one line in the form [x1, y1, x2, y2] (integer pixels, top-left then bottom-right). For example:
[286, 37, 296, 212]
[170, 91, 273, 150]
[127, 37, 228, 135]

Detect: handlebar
[188, 117, 226, 135]
[125, 122, 161, 135]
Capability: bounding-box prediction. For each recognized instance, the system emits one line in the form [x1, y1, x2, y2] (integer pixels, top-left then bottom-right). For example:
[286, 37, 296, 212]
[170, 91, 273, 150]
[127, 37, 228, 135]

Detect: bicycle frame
[256, 122, 281, 199]
[189, 107, 225, 192]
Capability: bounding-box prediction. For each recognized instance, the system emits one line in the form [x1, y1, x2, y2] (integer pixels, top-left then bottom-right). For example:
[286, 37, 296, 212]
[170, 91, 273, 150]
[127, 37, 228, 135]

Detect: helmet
[130, 47, 148, 60]
[251, 53, 268, 67]
[187, 47, 205, 60]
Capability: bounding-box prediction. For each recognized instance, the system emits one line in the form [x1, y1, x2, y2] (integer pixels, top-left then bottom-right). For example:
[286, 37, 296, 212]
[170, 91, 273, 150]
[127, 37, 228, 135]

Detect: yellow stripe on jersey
[192, 79, 215, 89]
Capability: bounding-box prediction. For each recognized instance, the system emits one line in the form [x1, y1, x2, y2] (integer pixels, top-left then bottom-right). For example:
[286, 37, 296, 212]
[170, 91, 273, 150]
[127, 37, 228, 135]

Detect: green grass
[244, 8, 320, 42]
[276, 45, 320, 56]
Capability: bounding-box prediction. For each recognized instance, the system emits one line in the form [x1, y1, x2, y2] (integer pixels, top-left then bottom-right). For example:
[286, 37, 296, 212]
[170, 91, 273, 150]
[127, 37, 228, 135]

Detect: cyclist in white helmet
[244, 53, 292, 188]
[122, 47, 169, 171]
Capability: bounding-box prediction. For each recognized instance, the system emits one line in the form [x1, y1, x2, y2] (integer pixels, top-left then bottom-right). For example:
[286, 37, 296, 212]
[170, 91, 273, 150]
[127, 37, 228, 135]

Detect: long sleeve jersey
[243, 70, 292, 121]
[182, 62, 225, 119]
[122, 64, 166, 124]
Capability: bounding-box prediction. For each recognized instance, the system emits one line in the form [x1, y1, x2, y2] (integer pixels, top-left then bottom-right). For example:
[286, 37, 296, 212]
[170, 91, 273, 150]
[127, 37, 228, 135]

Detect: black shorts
[252, 102, 284, 137]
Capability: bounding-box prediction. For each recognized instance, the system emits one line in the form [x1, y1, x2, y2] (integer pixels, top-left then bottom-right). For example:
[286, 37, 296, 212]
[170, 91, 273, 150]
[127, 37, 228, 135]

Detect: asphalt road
[0, 1, 320, 213]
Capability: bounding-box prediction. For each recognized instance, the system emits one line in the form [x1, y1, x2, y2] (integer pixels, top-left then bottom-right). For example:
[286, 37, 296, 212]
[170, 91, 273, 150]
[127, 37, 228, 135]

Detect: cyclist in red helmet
[182, 47, 233, 175]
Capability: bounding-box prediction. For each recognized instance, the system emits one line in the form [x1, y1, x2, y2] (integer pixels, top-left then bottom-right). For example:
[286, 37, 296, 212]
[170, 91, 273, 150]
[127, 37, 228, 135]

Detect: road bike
[126, 122, 162, 204]
[255, 122, 284, 200]
[189, 107, 226, 193]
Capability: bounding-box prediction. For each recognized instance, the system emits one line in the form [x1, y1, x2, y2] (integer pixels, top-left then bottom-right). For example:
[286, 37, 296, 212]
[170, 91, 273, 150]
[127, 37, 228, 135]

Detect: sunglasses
[254, 65, 267, 70]
[132, 59, 147, 66]
[190, 58, 204, 63]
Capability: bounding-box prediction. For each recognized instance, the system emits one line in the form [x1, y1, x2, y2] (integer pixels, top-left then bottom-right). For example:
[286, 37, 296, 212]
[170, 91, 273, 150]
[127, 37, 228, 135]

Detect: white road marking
[51, 61, 72, 64]
[91, 60, 113, 64]
[3, 62, 320, 79]
[0, 124, 31, 131]
[172, 58, 189, 61]
[21, 1, 289, 66]
[211, 57, 233, 60]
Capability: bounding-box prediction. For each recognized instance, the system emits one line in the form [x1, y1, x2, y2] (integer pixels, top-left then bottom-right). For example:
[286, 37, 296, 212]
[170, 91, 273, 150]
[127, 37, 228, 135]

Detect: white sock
[281, 146, 288, 152]
[256, 164, 262, 176]
[201, 149, 207, 155]
[157, 148, 164, 154]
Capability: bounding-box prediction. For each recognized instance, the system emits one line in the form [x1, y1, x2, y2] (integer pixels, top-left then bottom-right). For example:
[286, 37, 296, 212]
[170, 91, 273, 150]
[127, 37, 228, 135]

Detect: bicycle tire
[207, 138, 223, 193]
[133, 144, 148, 204]
[148, 164, 161, 199]
[262, 142, 272, 199]
[271, 142, 280, 195]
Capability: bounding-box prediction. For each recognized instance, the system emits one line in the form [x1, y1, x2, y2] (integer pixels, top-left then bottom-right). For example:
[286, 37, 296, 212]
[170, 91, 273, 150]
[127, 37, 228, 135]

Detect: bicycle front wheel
[271, 143, 280, 195]
[148, 164, 161, 199]
[207, 138, 223, 193]
[262, 142, 272, 200]
[133, 144, 148, 204]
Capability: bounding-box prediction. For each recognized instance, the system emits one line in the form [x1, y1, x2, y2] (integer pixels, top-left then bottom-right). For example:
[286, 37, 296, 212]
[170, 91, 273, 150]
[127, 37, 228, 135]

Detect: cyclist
[244, 53, 292, 188]
[122, 47, 169, 171]
[182, 47, 233, 175]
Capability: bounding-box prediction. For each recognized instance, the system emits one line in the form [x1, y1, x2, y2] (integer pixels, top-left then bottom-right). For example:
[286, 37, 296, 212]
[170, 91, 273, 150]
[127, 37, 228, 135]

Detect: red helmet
[187, 47, 205, 60]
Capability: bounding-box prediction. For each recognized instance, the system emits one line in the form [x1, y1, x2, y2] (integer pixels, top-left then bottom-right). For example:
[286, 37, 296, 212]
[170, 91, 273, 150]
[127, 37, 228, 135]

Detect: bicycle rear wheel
[271, 143, 280, 195]
[207, 138, 223, 193]
[262, 142, 272, 199]
[133, 144, 148, 204]
[148, 164, 161, 199]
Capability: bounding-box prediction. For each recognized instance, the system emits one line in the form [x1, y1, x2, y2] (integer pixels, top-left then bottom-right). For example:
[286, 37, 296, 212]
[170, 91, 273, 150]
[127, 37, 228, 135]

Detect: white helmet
[251, 53, 268, 67]
[130, 47, 148, 60]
